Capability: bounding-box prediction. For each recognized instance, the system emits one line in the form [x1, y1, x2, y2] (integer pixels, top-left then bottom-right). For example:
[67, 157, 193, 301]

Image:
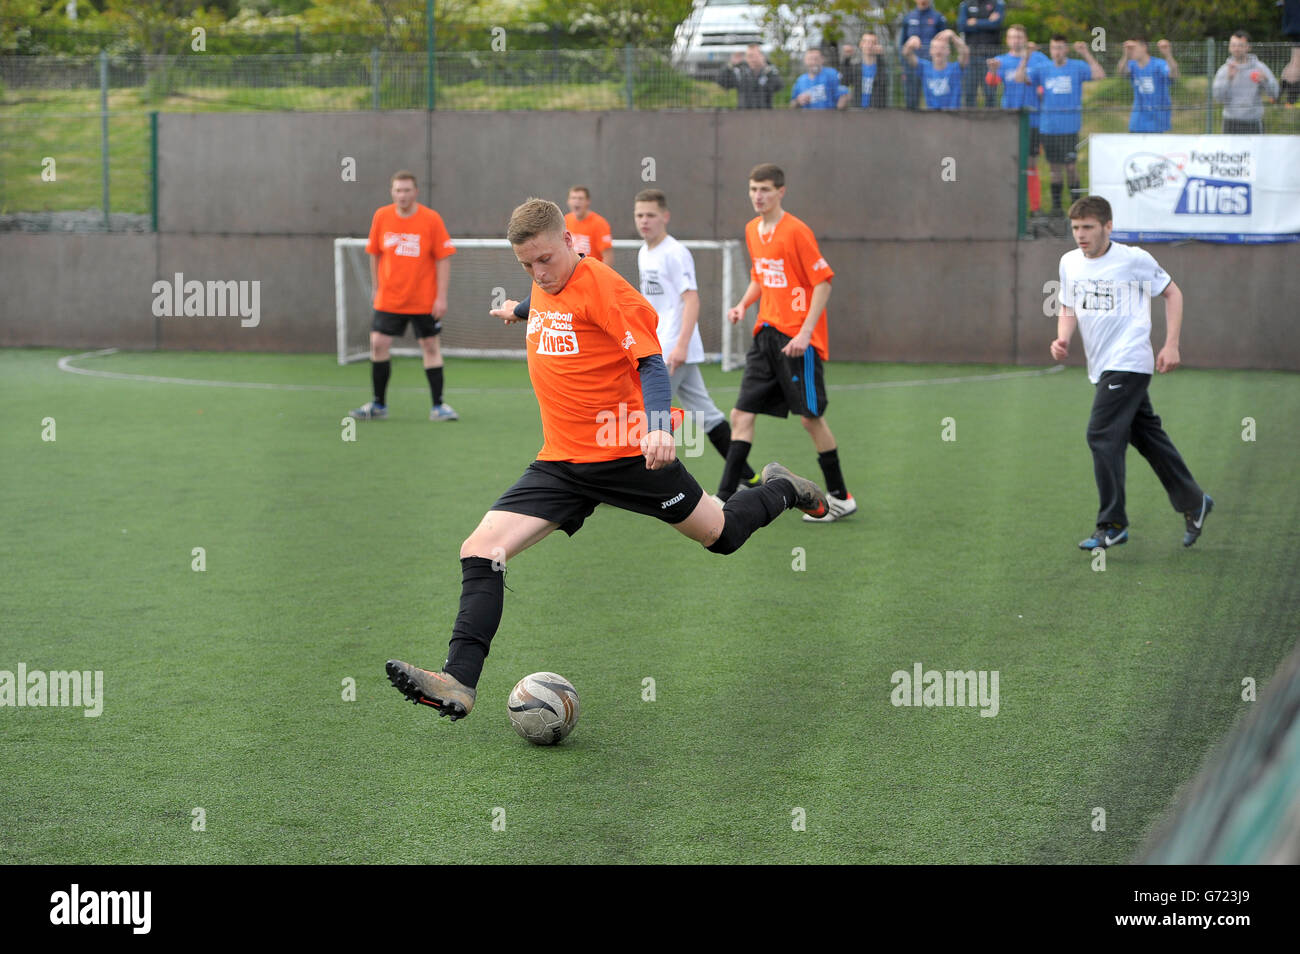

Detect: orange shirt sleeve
[366, 208, 385, 256]
[593, 213, 614, 252]
[429, 211, 457, 261]
[794, 221, 833, 287]
[588, 269, 661, 371]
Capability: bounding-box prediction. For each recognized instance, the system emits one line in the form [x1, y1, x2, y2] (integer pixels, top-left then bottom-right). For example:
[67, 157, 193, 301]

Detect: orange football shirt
[366, 204, 456, 314]
[564, 211, 614, 263]
[525, 256, 662, 463]
[745, 212, 834, 360]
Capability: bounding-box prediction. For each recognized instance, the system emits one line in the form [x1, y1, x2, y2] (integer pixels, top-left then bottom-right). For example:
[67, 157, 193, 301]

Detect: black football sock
[707, 422, 755, 482]
[716, 439, 753, 500]
[707, 481, 792, 554]
[818, 448, 847, 499]
[443, 556, 504, 689]
[1050, 182, 1063, 210]
[425, 365, 444, 406]
[372, 359, 391, 406]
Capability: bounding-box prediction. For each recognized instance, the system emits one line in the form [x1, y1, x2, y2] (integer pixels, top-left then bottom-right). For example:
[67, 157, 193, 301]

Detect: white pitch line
[56, 349, 1066, 394]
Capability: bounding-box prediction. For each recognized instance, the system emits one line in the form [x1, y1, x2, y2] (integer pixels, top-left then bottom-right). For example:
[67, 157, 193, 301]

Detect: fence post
[150, 110, 159, 233]
[371, 48, 380, 110]
[1017, 110, 1028, 237]
[426, 0, 436, 110]
[1205, 37, 1215, 134]
[624, 46, 634, 109]
[99, 49, 110, 230]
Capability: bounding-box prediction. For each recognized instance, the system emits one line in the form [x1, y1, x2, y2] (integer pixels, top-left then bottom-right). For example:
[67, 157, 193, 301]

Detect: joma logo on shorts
[660, 492, 686, 509]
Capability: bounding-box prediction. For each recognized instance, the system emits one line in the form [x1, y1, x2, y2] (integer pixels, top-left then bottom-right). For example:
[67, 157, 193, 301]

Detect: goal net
[335, 237, 749, 370]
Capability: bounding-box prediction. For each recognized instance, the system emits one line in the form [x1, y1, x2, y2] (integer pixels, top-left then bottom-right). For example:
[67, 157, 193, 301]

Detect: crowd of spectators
[709, 0, 1295, 140]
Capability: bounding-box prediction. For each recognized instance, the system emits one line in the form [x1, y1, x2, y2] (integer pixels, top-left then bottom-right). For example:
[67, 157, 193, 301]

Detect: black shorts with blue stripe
[734, 323, 829, 420]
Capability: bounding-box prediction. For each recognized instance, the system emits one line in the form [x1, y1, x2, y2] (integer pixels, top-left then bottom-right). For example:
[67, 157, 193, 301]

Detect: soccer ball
[508, 672, 580, 745]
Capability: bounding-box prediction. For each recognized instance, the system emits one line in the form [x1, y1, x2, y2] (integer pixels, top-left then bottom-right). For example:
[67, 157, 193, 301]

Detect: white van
[671, 0, 826, 78]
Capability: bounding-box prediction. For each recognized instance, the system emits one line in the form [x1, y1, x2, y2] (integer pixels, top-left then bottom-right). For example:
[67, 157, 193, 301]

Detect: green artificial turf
[1, 348, 1296, 863]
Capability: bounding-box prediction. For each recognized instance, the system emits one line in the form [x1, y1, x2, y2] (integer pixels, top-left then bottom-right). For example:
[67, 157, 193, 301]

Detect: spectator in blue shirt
[1025, 36, 1104, 215]
[958, 0, 1005, 107]
[897, 0, 949, 110]
[903, 30, 968, 111]
[791, 48, 850, 110]
[987, 25, 1051, 184]
[843, 31, 891, 109]
[1118, 35, 1180, 132]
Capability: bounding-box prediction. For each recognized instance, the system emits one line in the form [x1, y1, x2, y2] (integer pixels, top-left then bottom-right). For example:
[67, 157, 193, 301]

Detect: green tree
[525, 0, 694, 49]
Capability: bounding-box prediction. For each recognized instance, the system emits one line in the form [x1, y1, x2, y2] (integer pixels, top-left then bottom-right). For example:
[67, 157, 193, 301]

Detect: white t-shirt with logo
[1059, 241, 1171, 384]
[637, 235, 703, 364]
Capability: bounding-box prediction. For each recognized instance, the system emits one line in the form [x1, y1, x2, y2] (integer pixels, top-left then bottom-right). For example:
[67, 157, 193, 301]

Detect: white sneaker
[802, 492, 857, 522]
[430, 403, 459, 421]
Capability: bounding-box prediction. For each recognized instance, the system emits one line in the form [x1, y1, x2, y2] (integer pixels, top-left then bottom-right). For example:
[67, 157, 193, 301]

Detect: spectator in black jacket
[718, 44, 783, 109]
[1282, 0, 1300, 104]
[958, 0, 1004, 107]
[842, 32, 891, 108]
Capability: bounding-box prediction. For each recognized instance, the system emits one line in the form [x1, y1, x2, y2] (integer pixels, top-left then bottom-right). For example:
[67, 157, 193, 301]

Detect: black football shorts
[735, 323, 829, 419]
[490, 456, 705, 536]
[372, 310, 441, 338]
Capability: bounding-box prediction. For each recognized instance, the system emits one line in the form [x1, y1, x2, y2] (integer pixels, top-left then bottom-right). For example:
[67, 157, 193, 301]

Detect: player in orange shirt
[564, 185, 615, 266]
[722, 163, 856, 522]
[384, 197, 828, 721]
[350, 170, 459, 422]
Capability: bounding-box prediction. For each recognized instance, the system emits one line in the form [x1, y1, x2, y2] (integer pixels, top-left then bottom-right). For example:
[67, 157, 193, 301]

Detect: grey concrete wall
[0, 234, 157, 349]
[158, 110, 1021, 241]
[3, 111, 1295, 370]
[158, 112, 428, 237]
[6, 230, 1294, 371]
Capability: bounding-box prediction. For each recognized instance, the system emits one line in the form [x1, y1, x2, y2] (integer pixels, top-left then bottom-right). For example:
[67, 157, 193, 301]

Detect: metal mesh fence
[3, 42, 1297, 226]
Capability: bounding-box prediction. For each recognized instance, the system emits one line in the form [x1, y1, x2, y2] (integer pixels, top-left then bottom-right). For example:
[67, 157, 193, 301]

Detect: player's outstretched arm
[490, 298, 522, 323]
[728, 280, 761, 323]
[637, 354, 676, 470]
[1156, 281, 1182, 373]
[781, 281, 831, 357]
[434, 257, 450, 318]
[669, 289, 700, 373]
[1050, 306, 1077, 361]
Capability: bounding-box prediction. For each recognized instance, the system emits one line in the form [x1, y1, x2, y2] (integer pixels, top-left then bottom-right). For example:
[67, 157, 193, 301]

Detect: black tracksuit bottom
[1086, 370, 1203, 527]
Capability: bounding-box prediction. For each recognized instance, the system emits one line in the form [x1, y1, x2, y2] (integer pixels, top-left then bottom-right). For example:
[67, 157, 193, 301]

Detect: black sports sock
[708, 422, 755, 482]
[1068, 179, 1080, 201]
[425, 365, 444, 406]
[707, 481, 792, 554]
[1050, 182, 1063, 210]
[717, 439, 753, 500]
[818, 448, 847, 499]
[372, 359, 391, 406]
[443, 556, 504, 689]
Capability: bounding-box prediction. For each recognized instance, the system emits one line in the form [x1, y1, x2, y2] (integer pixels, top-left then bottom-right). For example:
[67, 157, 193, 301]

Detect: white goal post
[334, 237, 749, 371]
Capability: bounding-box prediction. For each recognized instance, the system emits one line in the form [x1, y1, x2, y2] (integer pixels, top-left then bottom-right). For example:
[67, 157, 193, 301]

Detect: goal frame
[334, 237, 748, 370]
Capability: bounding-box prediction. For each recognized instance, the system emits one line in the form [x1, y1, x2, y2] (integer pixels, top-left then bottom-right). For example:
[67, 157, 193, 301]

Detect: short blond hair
[507, 197, 565, 246]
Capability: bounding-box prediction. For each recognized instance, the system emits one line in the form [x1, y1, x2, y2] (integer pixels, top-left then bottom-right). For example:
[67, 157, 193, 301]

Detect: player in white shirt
[1051, 195, 1213, 551]
[634, 189, 755, 489]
